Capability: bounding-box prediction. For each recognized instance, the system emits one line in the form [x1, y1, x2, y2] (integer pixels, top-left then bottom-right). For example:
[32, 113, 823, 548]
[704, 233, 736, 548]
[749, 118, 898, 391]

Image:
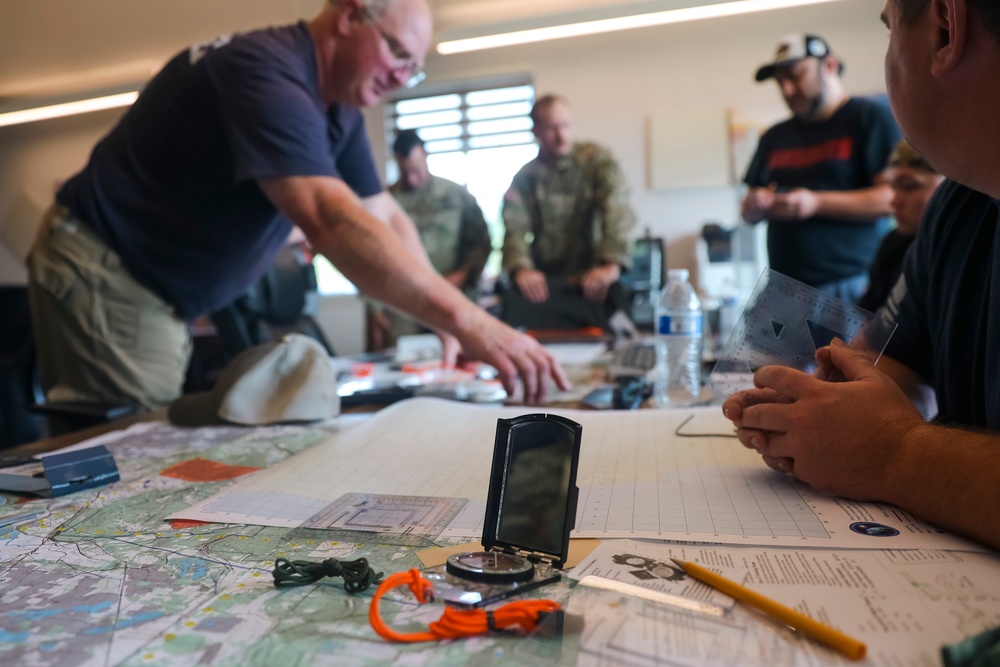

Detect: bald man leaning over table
[27, 0, 568, 413]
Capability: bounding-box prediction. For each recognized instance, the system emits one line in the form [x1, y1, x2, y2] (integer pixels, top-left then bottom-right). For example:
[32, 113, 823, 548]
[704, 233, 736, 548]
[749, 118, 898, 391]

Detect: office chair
[0, 285, 139, 441]
[210, 243, 335, 362]
[0, 286, 46, 448]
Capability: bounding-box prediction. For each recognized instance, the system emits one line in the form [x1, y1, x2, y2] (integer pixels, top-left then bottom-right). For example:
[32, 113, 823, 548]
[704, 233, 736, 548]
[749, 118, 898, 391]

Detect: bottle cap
[667, 269, 689, 282]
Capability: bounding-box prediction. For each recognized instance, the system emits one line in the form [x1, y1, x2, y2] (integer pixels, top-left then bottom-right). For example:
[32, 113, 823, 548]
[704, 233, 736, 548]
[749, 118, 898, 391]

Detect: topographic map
[5, 417, 1000, 667]
[0, 421, 565, 667]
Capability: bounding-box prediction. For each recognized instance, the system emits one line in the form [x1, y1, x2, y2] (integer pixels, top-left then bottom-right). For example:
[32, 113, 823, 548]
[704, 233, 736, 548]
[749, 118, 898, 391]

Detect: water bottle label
[658, 314, 703, 336]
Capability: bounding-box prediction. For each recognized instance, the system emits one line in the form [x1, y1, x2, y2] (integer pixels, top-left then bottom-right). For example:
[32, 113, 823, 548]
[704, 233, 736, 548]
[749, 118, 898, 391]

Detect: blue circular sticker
[849, 521, 900, 537]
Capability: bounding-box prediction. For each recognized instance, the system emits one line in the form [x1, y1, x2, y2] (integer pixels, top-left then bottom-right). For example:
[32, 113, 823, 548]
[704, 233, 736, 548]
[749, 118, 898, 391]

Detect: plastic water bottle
[653, 269, 703, 407]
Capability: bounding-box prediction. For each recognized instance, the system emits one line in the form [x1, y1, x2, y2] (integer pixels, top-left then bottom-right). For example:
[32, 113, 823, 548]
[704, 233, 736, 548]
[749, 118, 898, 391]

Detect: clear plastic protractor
[709, 268, 897, 397]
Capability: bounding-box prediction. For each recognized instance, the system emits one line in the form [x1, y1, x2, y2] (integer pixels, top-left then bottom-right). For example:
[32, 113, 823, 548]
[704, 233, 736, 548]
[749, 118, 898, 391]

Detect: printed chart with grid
[173, 400, 962, 550]
[572, 412, 829, 539]
[439, 418, 828, 541]
[201, 491, 329, 525]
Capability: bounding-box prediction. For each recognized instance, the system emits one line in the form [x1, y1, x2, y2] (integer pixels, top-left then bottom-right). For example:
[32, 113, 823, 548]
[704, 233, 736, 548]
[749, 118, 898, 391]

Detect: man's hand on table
[722, 339, 925, 500]
[453, 308, 571, 404]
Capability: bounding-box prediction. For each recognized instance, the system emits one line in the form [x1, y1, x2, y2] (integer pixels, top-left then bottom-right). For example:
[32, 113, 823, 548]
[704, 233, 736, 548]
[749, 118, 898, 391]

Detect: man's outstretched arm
[360, 191, 434, 269]
[767, 184, 893, 222]
[259, 174, 570, 403]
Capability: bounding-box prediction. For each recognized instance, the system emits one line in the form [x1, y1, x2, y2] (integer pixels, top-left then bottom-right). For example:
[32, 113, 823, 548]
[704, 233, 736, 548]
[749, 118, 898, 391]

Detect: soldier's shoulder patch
[503, 185, 522, 203]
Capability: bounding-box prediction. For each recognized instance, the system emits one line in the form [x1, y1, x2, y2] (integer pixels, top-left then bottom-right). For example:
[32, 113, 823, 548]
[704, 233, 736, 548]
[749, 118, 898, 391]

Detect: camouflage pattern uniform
[369, 175, 492, 345]
[501, 142, 636, 276]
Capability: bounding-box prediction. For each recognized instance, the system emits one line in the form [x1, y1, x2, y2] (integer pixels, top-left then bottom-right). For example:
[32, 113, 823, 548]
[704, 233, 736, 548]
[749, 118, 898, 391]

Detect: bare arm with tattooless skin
[261, 174, 570, 404]
[723, 340, 1000, 551]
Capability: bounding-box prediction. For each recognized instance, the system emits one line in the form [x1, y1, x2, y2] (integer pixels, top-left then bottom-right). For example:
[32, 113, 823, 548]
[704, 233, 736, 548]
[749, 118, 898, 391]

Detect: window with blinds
[385, 81, 538, 278]
[314, 80, 538, 295]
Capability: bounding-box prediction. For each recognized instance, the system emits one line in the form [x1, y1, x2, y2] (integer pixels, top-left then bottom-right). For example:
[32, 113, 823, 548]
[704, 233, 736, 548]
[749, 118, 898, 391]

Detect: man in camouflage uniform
[367, 130, 492, 349]
[501, 94, 636, 307]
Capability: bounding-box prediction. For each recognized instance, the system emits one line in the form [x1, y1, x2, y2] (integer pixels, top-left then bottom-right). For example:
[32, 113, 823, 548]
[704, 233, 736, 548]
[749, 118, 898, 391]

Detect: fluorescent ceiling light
[0, 91, 139, 129]
[438, 0, 842, 54]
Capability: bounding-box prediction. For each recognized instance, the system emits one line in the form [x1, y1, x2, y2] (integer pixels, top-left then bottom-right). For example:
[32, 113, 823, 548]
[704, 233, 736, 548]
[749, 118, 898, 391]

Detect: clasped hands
[744, 185, 820, 222]
[721, 338, 926, 501]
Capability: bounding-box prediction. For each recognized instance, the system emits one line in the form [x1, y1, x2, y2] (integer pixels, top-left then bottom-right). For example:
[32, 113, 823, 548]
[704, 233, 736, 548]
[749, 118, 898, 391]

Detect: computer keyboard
[607, 342, 657, 378]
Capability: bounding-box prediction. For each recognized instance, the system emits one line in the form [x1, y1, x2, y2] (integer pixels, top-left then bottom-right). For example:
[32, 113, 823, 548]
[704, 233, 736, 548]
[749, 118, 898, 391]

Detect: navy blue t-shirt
[57, 23, 383, 320]
[744, 97, 901, 286]
[880, 180, 1000, 429]
[856, 229, 914, 312]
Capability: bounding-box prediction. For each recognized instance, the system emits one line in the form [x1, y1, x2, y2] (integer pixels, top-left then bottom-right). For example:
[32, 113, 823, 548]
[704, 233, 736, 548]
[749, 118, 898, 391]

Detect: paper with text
[565, 543, 1000, 666]
[569, 539, 748, 610]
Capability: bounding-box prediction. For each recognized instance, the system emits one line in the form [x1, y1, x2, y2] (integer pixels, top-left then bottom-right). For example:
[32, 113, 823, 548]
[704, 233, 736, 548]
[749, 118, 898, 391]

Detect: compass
[445, 551, 535, 584]
[420, 414, 583, 608]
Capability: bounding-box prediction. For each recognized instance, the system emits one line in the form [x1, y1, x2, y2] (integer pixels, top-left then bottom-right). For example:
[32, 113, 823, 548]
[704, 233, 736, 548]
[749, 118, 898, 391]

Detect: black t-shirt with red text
[745, 97, 900, 286]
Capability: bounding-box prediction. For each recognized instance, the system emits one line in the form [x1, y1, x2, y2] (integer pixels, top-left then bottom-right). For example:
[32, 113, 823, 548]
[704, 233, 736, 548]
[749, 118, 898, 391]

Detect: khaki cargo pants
[26, 205, 191, 410]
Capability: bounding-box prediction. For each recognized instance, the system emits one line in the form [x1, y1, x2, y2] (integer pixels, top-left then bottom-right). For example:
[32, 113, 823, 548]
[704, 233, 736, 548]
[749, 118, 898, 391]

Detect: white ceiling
[0, 0, 839, 102]
[432, 0, 662, 30]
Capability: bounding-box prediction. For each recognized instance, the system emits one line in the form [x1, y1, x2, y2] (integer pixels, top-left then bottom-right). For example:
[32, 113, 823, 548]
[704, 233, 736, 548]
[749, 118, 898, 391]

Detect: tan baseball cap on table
[168, 334, 339, 427]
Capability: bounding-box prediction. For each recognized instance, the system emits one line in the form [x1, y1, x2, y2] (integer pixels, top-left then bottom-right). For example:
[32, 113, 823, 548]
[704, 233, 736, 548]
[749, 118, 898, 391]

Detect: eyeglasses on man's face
[363, 7, 426, 88]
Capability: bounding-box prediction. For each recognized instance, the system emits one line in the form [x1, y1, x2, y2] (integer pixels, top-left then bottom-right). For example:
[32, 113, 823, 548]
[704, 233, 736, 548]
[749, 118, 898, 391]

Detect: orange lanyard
[368, 568, 561, 643]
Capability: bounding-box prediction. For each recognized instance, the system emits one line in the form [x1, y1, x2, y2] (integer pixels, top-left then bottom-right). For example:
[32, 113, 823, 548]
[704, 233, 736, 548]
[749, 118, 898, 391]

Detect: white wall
[0, 110, 133, 283]
[0, 0, 893, 355]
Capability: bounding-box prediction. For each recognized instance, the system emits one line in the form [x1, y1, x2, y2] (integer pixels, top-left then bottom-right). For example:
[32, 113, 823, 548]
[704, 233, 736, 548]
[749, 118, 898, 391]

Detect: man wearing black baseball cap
[742, 33, 901, 303]
[754, 34, 837, 82]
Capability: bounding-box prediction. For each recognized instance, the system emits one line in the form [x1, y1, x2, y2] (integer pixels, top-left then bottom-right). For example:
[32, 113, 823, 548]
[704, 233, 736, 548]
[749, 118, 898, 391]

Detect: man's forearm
[501, 233, 534, 273]
[263, 176, 472, 336]
[593, 215, 633, 270]
[384, 201, 435, 270]
[741, 203, 765, 224]
[320, 207, 467, 333]
[815, 184, 894, 221]
[596, 203, 636, 270]
[875, 355, 937, 419]
[889, 423, 1000, 550]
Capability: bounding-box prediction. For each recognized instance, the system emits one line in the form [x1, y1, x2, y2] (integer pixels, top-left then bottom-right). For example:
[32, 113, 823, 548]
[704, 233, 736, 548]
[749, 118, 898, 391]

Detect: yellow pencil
[669, 558, 867, 661]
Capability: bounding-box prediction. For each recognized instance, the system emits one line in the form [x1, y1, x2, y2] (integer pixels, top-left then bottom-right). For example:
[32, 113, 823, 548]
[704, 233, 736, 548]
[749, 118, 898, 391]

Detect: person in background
[26, 0, 568, 410]
[366, 130, 492, 350]
[742, 34, 901, 303]
[501, 94, 636, 306]
[724, 0, 1000, 551]
[857, 139, 944, 311]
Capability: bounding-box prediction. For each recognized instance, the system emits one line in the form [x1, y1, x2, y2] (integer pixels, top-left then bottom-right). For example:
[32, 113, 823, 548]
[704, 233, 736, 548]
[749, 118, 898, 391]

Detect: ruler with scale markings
[301, 493, 467, 542]
[709, 269, 897, 397]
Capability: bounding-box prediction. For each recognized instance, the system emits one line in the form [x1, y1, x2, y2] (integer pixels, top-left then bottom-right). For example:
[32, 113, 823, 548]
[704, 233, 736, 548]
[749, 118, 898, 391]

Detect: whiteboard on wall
[647, 110, 730, 191]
